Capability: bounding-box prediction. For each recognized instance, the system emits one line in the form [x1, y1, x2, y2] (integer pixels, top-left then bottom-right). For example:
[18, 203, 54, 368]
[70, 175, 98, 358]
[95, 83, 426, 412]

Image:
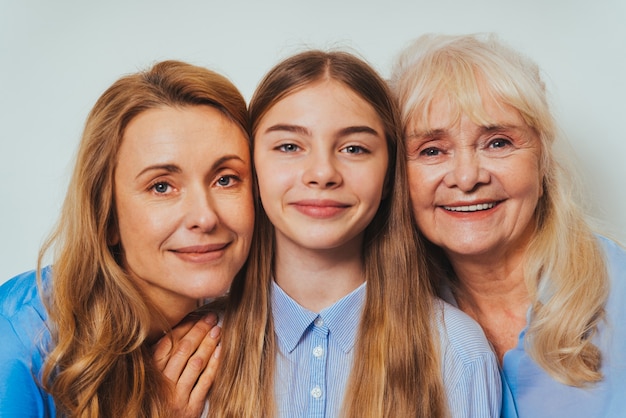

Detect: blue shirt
[0, 267, 56, 417]
[439, 235, 626, 418]
[272, 280, 501, 417]
[499, 236, 626, 418]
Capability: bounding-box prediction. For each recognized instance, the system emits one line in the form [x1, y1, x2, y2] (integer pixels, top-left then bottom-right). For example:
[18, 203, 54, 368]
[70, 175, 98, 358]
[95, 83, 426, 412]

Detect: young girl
[209, 50, 501, 417]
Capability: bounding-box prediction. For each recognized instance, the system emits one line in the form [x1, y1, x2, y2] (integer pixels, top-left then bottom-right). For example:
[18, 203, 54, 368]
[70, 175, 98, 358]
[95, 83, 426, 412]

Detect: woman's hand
[153, 312, 221, 418]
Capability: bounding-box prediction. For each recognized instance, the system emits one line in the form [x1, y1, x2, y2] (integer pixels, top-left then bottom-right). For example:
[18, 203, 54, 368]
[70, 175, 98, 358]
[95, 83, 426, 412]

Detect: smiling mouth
[173, 243, 229, 253]
[442, 202, 497, 212]
[170, 243, 230, 263]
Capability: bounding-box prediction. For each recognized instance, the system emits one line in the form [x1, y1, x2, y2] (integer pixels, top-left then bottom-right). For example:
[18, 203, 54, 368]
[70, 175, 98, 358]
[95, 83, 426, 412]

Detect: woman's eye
[341, 145, 367, 154]
[151, 182, 171, 194]
[489, 138, 511, 149]
[216, 175, 239, 187]
[278, 143, 299, 152]
[420, 147, 441, 157]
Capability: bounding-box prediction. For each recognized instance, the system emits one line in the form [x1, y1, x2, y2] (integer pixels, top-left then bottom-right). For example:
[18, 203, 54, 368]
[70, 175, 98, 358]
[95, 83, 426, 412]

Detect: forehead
[118, 105, 249, 166]
[259, 79, 384, 129]
[410, 90, 529, 135]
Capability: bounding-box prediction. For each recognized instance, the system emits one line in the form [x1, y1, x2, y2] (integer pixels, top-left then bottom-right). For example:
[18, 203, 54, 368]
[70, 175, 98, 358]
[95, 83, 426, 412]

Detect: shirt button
[314, 317, 324, 327]
[311, 386, 323, 399]
[312, 346, 324, 358]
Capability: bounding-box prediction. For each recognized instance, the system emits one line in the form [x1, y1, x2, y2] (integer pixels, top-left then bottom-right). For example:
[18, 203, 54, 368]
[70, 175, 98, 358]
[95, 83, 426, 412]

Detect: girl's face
[254, 79, 388, 255]
[114, 105, 254, 322]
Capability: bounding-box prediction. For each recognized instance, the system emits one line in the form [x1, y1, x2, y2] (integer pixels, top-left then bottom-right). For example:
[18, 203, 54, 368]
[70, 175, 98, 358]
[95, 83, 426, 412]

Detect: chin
[185, 278, 233, 300]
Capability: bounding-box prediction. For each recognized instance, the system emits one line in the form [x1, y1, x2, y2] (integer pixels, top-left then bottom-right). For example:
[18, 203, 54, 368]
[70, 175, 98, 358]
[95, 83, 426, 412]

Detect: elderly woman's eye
[489, 138, 511, 148]
[420, 147, 441, 157]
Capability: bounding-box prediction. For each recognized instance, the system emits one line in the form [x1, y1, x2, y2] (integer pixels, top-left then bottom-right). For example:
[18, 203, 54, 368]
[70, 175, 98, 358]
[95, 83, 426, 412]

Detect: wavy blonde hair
[389, 33, 609, 386]
[37, 60, 249, 417]
[208, 50, 448, 417]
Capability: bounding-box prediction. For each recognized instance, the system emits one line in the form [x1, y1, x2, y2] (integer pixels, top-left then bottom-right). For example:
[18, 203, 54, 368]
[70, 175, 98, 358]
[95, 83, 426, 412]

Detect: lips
[170, 243, 230, 262]
[291, 199, 351, 218]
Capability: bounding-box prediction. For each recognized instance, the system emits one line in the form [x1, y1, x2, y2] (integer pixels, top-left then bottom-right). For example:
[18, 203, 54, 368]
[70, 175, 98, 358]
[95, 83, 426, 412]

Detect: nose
[302, 150, 342, 188]
[184, 188, 219, 232]
[443, 150, 490, 192]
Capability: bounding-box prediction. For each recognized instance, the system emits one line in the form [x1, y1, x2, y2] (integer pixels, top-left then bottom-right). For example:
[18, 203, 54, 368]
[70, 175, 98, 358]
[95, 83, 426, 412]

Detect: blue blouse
[500, 236, 626, 418]
[0, 267, 56, 417]
[272, 280, 501, 417]
[441, 235, 626, 418]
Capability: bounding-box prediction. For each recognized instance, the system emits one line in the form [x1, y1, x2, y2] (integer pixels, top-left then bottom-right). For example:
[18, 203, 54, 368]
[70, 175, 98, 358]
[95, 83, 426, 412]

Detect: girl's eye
[341, 145, 367, 154]
[278, 143, 300, 152]
[420, 147, 441, 157]
[151, 182, 171, 194]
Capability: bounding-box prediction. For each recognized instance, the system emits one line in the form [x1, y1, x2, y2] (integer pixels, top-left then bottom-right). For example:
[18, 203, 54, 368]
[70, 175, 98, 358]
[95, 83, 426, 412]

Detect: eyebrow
[263, 124, 380, 138]
[406, 129, 445, 140]
[337, 125, 380, 137]
[135, 154, 246, 180]
[263, 124, 311, 136]
[482, 124, 518, 133]
[408, 124, 520, 139]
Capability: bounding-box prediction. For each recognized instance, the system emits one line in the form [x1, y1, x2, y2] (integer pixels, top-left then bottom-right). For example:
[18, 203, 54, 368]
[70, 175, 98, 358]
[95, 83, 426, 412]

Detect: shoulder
[433, 299, 502, 417]
[0, 267, 51, 352]
[434, 297, 498, 377]
[595, 235, 626, 300]
[0, 268, 55, 415]
[596, 235, 626, 270]
[1, 267, 50, 321]
[434, 298, 493, 360]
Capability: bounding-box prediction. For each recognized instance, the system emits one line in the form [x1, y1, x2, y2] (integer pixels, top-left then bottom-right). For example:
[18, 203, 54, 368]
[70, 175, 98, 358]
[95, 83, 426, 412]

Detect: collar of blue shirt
[271, 280, 366, 354]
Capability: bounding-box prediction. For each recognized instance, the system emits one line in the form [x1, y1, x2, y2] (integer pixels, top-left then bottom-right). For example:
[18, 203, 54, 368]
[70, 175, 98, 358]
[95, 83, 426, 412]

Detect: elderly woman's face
[113, 105, 254, 319]
[405, 94, 543, 262]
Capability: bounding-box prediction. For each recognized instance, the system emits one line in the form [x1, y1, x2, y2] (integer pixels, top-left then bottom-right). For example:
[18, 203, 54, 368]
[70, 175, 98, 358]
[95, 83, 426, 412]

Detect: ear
[107, 227, 120, 246]
[107, 211, 120, 246]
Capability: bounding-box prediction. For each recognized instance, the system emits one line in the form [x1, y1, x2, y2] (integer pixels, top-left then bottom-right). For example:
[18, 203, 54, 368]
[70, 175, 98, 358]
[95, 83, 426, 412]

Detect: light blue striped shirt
[272, 280, 501, 417]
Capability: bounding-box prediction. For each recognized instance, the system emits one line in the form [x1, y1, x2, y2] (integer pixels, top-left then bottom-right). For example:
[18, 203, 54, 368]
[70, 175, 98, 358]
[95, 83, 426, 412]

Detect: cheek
[115, 198, 142, 246]
[406, 165, 434, 207]
[221, 192, 255, 237]
[257, 163, 293, 202]
[508, 158, 543, 202]
[118, 210, 163, 252]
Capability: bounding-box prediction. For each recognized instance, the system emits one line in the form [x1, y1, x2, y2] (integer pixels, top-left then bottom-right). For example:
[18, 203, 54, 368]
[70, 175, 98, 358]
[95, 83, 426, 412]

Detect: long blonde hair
[209, 50, 447, 417]
[38, 60, 249, 417]
[389, 33, 609, 386]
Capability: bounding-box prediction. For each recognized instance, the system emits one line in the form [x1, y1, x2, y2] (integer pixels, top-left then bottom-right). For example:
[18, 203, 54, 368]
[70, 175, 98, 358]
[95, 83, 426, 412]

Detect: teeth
[443, 203, 496, 212]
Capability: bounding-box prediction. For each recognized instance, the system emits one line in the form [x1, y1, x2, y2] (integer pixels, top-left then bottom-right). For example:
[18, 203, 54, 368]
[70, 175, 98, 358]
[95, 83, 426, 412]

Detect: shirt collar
[271, 280, 366, 354]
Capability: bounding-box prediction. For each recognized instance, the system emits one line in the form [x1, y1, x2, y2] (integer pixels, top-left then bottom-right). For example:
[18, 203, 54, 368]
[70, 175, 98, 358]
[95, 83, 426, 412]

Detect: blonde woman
[390, 33, 626, 417]
[209, 50, 500, 417]
[0, 60, 254, 417]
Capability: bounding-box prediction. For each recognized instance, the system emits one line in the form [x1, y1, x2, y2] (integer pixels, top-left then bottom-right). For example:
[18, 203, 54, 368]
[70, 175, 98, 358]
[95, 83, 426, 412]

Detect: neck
[448, 251, 530, 362]
[273, 235, 365, 313]
[147, 299, 197, 342]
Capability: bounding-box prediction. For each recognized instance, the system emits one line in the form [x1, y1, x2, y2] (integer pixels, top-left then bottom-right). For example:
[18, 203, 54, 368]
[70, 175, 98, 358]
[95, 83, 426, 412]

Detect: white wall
[1, 0, 625, 283]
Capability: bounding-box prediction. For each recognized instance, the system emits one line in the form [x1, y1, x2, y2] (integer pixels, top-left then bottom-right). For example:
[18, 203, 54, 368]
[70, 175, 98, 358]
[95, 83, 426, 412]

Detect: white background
[1, 0, 625, 284]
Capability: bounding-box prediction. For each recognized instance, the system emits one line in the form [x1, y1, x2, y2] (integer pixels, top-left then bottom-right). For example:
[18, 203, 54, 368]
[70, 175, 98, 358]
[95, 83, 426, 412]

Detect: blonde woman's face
[113, 105, 254, 322]
[405, 94, 542, 264]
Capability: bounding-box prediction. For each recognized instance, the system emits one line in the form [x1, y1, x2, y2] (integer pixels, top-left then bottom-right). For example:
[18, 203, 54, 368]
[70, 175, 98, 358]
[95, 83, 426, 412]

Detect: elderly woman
[389, 33, 626, 417]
